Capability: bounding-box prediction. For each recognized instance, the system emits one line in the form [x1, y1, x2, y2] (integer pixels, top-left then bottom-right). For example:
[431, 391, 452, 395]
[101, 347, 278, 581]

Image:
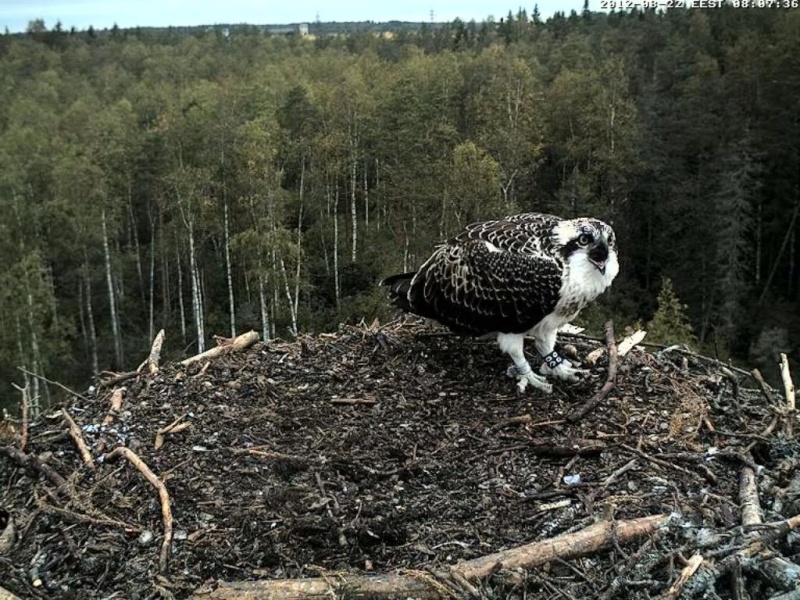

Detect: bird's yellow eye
[578, 233, 591, 246]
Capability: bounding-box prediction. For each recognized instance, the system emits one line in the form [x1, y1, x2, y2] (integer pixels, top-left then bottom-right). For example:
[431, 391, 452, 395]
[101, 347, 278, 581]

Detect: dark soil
[2, 320, 799, 599]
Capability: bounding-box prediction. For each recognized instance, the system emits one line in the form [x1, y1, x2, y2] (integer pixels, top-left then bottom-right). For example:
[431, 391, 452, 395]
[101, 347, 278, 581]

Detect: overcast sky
[2, 1, 581, 33]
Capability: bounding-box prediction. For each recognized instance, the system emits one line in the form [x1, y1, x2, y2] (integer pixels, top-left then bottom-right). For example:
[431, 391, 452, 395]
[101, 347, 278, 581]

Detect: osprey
[382, 213, 619, 393]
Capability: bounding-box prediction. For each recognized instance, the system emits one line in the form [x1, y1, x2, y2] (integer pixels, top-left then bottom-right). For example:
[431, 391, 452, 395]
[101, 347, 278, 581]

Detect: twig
[487, 416, 565, 434]
[155, 414, 192, 450]
[330, 398, 378, 405]
[660, 554, 703, 600]
[0, 445, 71, 498]
[620, 444, 704, 482]
[780, 353, 796, 438]
[37, 500, 140, 532]
[180, 330, 259, 367]
[568, 321, 618, 423]
[98, 370, 140, 387]
[601, 459, 638, 490]
[105, 447, 173, 573]
[102, 387, 126, 426]
[61, 408, 96, 469]
[16, 366, 90, 403]
[232, 448, 309, 464]
[750, 369, 774, 404]
[11, 383, 29, 452]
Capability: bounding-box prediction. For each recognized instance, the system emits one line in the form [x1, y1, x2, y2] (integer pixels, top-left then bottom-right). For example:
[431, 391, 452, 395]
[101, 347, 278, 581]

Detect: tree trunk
[294, 161, 304, 328]
[351, 146, 358, 263]
[148, 209, 156, 343]
[223, 197, 236, 337]
[101, 209, 123, 367]
[127, 179, 145, 301]
[363, 159, 369, 230]
[279, 253, 298, 336]
[258, 270, 270, 342]
[333, 184, 340, 309]
[83, 257, 99, 375]
[176, 246, 187, 342]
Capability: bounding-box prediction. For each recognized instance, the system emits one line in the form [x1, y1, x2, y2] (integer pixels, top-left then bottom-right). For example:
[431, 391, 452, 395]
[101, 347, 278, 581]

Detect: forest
[0, 5, 798, 412]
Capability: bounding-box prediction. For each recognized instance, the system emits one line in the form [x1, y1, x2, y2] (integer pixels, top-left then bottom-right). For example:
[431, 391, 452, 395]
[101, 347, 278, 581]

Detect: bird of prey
[382, 213, 619, 393]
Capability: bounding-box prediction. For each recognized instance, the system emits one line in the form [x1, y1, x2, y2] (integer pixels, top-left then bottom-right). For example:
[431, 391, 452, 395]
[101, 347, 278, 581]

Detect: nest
[1, 319, 798, 599]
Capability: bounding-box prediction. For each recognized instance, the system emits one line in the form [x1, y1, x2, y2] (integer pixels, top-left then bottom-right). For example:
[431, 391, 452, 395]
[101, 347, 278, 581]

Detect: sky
[1, 0, 579, 34]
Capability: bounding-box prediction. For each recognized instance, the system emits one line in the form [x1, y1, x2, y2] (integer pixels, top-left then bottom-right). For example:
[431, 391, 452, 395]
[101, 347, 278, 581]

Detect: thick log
[194, 514, 669, 599]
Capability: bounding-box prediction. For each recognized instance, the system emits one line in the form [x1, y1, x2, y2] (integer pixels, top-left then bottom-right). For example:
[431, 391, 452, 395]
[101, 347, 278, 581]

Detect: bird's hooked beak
[588, 239, 610, 275]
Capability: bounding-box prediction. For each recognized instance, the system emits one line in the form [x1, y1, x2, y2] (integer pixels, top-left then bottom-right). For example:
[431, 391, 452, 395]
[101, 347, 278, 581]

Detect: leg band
[543, 350, 564, 370]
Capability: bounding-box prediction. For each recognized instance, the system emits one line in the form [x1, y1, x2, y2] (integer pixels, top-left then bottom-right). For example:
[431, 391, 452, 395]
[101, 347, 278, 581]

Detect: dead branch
[617, 329, 647, 358]
[620, 444, 706, 482]
[780, 353, 796, 437]
[0, 445, 71, 498]
[105, 447, 173, 573]
[0, 585, 21, 600]
[61, 408, 95, 470]
[568, 321, 618, 423]
[102, 387, 126, 426]
[660, 554, 703, 600]
[232, 448, 309, 464]
[180, 331, 259, 367]
[751, 368, 775, 405]
[98, 370, 140, 387]
[330, 398, 378, 405]
[527, 437, 606, 458]
[154, 414, 192, 450]
[195, 514, 670, 599]
[739, 462, 762, 529]
[11, 383, 29, 452]
[193, 573, 441, 600]
[16, 366, 90, 403]
[148, 329, 166, 374]
[37, 500, 140, 533]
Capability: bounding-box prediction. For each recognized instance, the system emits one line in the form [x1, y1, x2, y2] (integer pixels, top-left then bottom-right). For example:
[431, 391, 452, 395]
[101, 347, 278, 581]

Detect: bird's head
[554, 217, 619, 285]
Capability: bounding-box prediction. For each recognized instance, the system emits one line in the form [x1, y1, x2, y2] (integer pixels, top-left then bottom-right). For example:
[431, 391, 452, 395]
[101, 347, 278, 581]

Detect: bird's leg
[497, 333, 552, 393]
[531, 317, 588, 382]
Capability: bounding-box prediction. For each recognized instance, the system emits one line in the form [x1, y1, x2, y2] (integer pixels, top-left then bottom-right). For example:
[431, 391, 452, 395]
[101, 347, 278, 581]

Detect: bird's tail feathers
[381, 272, 416, 312]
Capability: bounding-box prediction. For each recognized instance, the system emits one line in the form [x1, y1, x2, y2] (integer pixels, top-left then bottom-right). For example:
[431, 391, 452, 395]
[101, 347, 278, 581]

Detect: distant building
[265, 23, 309, 36]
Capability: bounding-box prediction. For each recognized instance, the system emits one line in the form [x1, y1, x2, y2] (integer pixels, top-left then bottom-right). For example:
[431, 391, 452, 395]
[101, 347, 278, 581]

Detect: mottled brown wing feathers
[408, 234, 563, 336]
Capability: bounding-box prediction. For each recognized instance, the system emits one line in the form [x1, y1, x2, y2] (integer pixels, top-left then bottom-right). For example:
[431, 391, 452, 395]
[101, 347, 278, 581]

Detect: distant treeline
[1, 6, 798, 409]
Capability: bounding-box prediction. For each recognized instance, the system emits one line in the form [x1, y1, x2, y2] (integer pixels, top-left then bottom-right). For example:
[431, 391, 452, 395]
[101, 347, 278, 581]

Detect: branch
[0, 444, 71, 497]
[659, 554, 704, 600]
[105, 447, 173, 573]
[11, 383, 29, 452]
[102, 387, 126, 426]
[62, 408, 96, 469]
[180, 331, 259, 367]
[144, 329, 165, 374]
[780, 353, 796, 438]
[16, 366, 89, 403]
[154, 414, 192, 450]
[0, 585, 22, 600]
[568, 321, 618, 423]
[195, 514, 670, 599]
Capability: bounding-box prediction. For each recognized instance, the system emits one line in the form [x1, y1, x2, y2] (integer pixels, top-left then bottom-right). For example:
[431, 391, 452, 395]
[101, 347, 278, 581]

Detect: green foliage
[646, 279, 696, 347]
[0, 7, 799, 408]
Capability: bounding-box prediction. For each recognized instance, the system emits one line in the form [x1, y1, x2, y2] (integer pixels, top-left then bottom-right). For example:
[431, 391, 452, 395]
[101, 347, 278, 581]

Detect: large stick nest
[1, 320, 799, 599]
